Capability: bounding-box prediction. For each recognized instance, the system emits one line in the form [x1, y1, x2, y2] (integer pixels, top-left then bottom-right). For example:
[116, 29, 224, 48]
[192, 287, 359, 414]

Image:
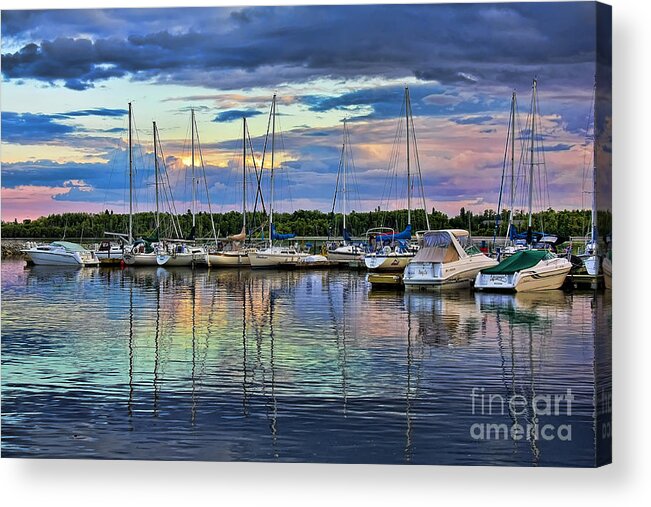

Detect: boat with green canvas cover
[475, 249, 570, 292]
[475, 79, 571, 292]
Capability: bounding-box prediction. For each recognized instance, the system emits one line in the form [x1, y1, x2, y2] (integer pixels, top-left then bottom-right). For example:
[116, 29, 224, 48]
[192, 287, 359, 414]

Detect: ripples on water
[1, 260, 611, 465]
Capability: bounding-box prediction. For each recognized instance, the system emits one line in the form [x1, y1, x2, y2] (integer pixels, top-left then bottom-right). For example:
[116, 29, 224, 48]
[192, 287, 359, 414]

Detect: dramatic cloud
[213, 109, 264, 123]
[1, 4, 603, 221]
[2, 112, 76, 144]
[2, 4, 597, 91]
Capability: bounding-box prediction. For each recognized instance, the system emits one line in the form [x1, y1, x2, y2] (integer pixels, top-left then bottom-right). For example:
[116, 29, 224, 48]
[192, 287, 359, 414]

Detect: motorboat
[22, 241, 99, 267]
[474, 249, 571, 292]
[403, 230, 498, 290]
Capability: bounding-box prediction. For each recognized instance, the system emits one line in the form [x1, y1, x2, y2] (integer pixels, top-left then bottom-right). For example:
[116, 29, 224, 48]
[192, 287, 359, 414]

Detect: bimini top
[411, 230, 465, 263]
[51, 241, 89, 253]
[481, 249, 553, 275]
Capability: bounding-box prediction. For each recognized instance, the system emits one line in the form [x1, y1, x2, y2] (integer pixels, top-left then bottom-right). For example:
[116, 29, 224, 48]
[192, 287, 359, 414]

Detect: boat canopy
[271, 224, 296, 241]
[509, 226, 544, 243]
[374, 224, 412, 242]
[51, 241, 88, 252]
[411, 231, 462, 263]
[482, 250, 553, 274]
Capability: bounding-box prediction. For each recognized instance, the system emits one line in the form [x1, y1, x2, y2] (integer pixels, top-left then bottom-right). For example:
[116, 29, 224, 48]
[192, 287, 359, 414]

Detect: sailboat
[327, 119, 365, 267]
[475, 79, 571, 292]
[577, 83, 600, 277]
[208, 117, 252, 267]
[248, 94, 307, 269]
[363, 87, 430, 272]
[124, 116, 164, 266]
[157, 108, 209, 267]
[104, 101, 138, 264]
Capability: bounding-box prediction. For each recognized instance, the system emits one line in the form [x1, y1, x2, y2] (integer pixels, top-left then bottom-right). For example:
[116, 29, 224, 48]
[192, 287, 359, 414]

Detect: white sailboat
[23, 241, 100, 266]
[578, 83, 600, 276]
[157, 108, 209, 267]
[208, 117, 252, 267]
[327, 119, 365, 267]
[475, 79, 571, 292]
[248, 94, 308, 269]
[403, 229, 497, 289]
[124, 113, 164, 267]
[363, 87, 430, 272]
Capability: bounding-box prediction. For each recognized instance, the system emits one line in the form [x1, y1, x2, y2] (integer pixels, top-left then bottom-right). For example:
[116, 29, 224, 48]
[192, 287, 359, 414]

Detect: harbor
[1, 258, 610, 465]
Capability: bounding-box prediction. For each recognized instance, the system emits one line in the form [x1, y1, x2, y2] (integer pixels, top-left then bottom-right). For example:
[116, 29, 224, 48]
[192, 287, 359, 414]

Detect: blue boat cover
[343, 228, 352, 242]
[375, 224, 412, 242]
[271, 224, 296, 240]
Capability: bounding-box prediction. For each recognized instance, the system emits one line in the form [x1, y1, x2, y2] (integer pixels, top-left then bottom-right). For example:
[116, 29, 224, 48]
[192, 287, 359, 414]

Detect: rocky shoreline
[1, 240, 30, 259]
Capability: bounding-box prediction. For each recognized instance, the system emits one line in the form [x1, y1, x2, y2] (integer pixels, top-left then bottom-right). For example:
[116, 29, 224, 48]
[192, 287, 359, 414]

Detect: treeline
[1, 207, 602, 241]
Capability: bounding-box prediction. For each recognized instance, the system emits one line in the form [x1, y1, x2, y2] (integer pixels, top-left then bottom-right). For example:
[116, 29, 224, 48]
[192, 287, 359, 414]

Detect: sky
[1, 2, 602, 221]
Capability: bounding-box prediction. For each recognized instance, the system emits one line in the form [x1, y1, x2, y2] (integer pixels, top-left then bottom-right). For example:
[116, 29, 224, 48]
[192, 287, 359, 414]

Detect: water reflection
[1, 261, 607, 466]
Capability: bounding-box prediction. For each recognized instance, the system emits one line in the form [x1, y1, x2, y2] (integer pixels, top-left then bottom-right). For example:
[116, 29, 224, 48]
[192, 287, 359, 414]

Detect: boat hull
[602, 257, 612, 290]
[25, 251, 84, 266]
[475, 258, 571, 292]
[157, 252, 208, 267]
[327, 249, 365, 267]
[123, 252, 158, 266]
[404, 256, 498, 290]
[95, 249, 124, 261]
[208, 251, 251, 267]
[363, 253, 412, 272]
[247, 250, 304, 269]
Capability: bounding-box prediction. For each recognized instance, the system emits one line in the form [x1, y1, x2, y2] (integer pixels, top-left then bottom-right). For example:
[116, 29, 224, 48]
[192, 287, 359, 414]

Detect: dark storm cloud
[2, 112, 75, 144]
[2, 108, 127, 144]
[213, 109, 264, 123]
[302, 85, 510, 121]
[2, 3, 597, 91]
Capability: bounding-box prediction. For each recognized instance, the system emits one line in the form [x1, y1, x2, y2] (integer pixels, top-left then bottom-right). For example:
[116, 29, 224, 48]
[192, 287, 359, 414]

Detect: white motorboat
[474, 249, 571, 292]
[404, 229, 498, 290]
[22, 241, 99, 267]
[476, 79, 571, 293]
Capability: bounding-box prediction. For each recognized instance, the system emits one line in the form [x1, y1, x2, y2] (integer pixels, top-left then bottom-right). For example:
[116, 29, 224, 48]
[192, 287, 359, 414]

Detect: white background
[1, 0, 649, 504]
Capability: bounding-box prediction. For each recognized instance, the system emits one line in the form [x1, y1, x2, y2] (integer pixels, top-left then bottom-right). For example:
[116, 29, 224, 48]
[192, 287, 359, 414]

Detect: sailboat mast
[507, 91, 516, 240]
[527, 79, 536, 237]
[153, 121, 160, 232]
[405, 87, 412, 225]
[191, 108, 196, 230]
[128, 102, 133, 243]
[590, 82, 598, 246]
[269, 95, 276, 248]
[243, 117, 247, 235]
[342, 119, 347, 236]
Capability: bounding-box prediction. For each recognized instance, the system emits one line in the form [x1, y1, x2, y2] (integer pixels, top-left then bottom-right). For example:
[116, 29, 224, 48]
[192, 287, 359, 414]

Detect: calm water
[1, 260, 610, 465]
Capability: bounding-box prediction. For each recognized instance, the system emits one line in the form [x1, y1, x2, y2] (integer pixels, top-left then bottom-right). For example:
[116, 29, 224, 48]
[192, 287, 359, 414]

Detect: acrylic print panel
[0, 2, 612, 466]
